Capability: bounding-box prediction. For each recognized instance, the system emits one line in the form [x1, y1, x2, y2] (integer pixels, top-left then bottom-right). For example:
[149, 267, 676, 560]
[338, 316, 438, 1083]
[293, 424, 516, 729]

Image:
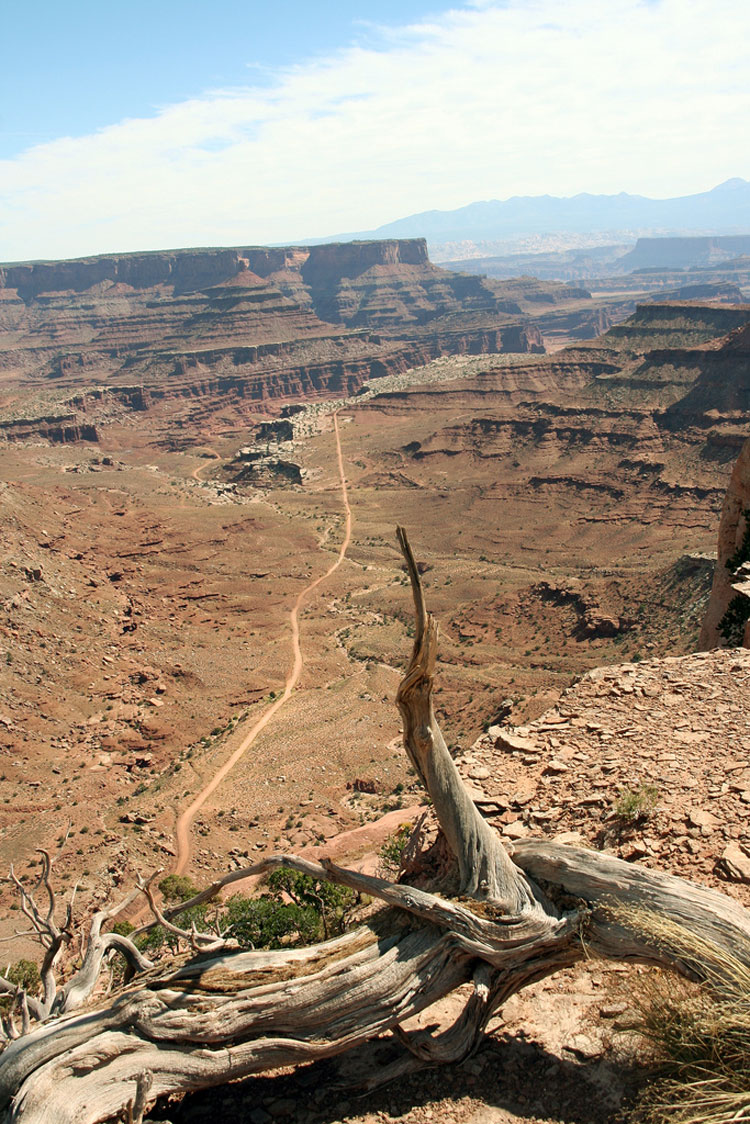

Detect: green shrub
[158, 874, 199, 903]
[111, 920, 135, 937]
[136, 868, 359, 957]
[223, 894, 320, 949]
[5, 959, 40, 994]
[377, 823, 412, 879]
[0, 959, 41, 1012]
[718, 593, 750, 647]
[615, 783, 659, 824]
[266, 868, 358, 939]
[137, 874, 207, 954]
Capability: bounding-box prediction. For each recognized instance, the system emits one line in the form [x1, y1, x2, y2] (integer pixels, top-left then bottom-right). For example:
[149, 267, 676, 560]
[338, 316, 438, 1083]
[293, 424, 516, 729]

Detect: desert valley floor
[0, 243, 749, 1123]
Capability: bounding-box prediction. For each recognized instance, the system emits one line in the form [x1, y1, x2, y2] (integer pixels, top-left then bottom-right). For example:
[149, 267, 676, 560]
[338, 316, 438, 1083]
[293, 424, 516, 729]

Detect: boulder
[718, 842, 750, 883]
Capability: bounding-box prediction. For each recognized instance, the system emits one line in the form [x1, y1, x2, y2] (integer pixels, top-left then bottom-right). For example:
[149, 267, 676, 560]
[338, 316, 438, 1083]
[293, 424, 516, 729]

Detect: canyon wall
[699, 437, 750, 649]
[619, 235, 750, 271]
[0, 240, 557, 442]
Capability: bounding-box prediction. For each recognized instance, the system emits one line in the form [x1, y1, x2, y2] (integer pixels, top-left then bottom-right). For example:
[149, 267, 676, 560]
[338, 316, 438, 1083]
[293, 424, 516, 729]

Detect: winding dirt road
[174, 414, 351, 874]
[190, 448, 220, 482]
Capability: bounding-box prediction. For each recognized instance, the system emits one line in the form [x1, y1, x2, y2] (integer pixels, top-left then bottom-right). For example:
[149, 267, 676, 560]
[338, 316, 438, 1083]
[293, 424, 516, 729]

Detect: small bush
[111, 920, 135, 937]
[158, 874, 199, 903]
[223, 894, 320, 949]
[718, 593, 750, 647]
[615, 784, 659, 824]
[135, 868, 360, 958]
[377, 823, 412, 879]
[6, 959, 41, 994]
[137, 874, 207, 955]
[266, 868, 358, 940]
[0, 959, 41, 1012]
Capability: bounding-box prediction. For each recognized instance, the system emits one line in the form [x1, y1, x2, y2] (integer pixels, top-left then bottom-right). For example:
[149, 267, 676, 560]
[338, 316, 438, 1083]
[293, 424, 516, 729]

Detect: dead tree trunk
[2, 527, 750, 1124]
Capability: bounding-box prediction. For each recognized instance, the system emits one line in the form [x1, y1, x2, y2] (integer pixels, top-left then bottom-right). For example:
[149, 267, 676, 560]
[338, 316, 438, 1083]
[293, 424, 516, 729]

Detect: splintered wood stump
[2, 527, 750, 1124]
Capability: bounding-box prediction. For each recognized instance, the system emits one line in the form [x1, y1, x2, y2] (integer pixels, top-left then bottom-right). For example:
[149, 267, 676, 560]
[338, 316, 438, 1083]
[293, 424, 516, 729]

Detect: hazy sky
[2, 0, 749, 262]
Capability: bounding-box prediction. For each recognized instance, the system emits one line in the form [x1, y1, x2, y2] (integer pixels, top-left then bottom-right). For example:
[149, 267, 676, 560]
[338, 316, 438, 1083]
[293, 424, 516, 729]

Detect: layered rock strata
[0, 240, 558, 441]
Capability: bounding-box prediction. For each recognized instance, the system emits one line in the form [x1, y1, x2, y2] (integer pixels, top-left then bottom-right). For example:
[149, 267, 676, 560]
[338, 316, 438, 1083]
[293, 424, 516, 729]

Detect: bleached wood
[394, 527, 547, 913]
[512, 840, 750, 975]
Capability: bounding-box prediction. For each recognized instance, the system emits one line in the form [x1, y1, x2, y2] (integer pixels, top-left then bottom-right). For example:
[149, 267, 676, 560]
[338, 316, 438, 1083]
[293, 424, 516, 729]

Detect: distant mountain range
[316, 179, 750, 253]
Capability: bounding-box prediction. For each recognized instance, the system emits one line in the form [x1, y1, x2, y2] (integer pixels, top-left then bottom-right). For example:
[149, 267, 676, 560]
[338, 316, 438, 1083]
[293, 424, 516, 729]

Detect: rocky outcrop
[0, 239, 503, 327]
[126, 329, 543, 407]
[0, 328, 548, 446]
[531, 580, 633, 638]
[233, 458, 303, 486]
[642, 282, 745, 304]
[356, 301, 749, 580]
[699, 437, 750, 648]
[301, 239, 429, 283]
[464, 647, 750, 900]
[0, 414, 98, 443]
[596, 301, 750, 353]
[657, 321, 750, 430]
[296, 240, 528, 330]
[256, 419, 294, 443]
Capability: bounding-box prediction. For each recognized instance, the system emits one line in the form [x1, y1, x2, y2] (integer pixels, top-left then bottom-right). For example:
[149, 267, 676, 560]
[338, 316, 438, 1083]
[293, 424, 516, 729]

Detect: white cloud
[2, 0, 749, 260]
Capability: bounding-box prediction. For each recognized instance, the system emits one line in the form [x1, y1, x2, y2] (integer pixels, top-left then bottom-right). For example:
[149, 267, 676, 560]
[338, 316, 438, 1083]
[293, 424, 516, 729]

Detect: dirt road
[174, 414, 351, 874]
[190, 448, 220, 482]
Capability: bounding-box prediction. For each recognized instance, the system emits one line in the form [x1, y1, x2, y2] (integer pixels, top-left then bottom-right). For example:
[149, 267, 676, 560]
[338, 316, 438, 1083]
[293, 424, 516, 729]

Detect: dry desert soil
[1, 243, 749, 1122]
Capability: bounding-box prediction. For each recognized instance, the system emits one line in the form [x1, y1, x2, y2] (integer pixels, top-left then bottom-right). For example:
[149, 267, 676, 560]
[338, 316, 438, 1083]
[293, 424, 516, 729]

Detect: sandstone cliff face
[0, 240, 556, 443]
[0, 249, 246, 301]
[699, 437, 750, 648]
[298, 239, 520, 330]
[595, 301, 750, 354]
[300, 238, 428, 284]
[0, 414, 98, 444]
[0, 239, 549, 343]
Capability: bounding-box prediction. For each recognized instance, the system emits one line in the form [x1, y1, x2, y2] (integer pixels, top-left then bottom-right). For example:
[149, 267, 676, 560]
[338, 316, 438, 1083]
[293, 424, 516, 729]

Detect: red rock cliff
[301, 239, 429, 284]
[699, 437, 750, 648]
[0, 240, 432, 301]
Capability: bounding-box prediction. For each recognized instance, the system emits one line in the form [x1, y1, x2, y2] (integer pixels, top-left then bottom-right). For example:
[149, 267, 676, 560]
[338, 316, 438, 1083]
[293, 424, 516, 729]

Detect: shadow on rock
[149, 1029, 647, 1124]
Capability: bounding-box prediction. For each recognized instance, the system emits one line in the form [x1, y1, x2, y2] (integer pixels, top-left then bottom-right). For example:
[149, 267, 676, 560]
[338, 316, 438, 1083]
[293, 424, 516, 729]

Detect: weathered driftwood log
[2, 527, 750, 1123]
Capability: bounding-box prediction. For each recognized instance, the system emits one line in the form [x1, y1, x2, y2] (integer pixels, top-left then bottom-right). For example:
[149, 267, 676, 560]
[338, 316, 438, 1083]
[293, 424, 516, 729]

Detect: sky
[2, 0, 749, 262]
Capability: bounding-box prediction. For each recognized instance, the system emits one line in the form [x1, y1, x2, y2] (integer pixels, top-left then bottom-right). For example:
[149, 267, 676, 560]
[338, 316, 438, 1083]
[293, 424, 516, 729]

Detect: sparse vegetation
[615, 783, 660, 824]
[2, 289, 750, 1121]
[265, 867, 359, 940]
[137, 869, 359, 957]
[376, 822, 412, 879]
[137, 874, 210, 954]
[623, 912, 750, 1124]
[0, 960, 40, 1011]
[222, 893, 320, 949]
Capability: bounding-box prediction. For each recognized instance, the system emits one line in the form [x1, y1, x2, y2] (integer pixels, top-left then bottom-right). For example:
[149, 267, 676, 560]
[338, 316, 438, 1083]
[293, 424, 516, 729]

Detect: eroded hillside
[0, 272, 747, 943]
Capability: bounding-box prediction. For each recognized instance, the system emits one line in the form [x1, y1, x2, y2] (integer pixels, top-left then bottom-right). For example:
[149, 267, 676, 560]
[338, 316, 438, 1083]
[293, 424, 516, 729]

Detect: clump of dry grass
[614, 783, 660, 825]
[617, 909, 750, 1123]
